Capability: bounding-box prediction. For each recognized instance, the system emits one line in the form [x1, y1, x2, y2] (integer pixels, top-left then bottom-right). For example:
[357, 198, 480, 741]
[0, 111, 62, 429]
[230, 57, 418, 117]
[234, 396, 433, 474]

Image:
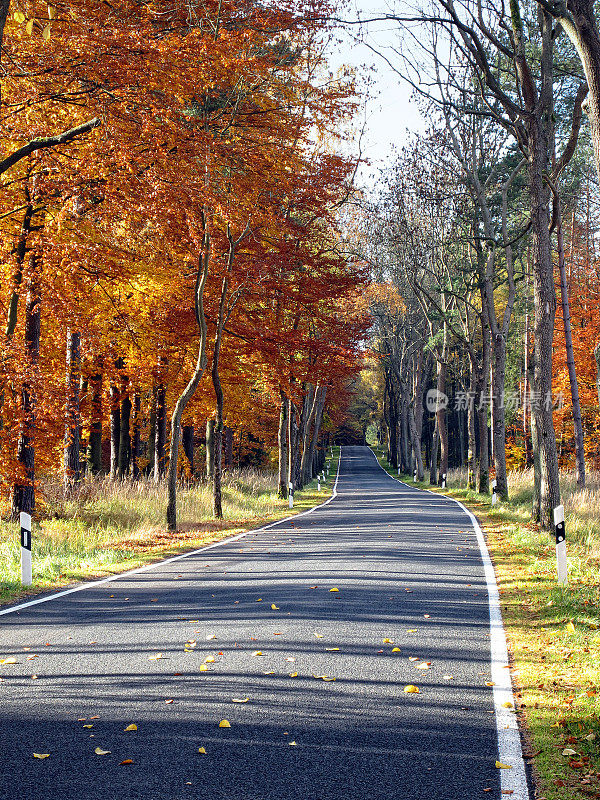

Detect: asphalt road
[0, 446, 529, 799]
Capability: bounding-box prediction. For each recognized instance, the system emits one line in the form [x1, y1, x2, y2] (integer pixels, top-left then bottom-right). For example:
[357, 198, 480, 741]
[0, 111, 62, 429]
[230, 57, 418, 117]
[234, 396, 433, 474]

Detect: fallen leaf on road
[205, 634, 217, 640]
[424, 614, 430, 618]
[119, 759, 134, 765]
[124, 724, 137, 731]
[148, 653, 163, 661]
[416, 662, 431, 669]
[263, 671, 275, 675]
[443, 675, 454, 680]
[313, 674, 336, 681]
[289, 672, 298, 677]
[0, 657, 17, 665]
[329, 588, 339, 592]
[165, 699, 174, 704]
[325, 648, 340, 651]
[289, 741, 297, 746]
[218, 720, 231, 728]
[232, 698, 249, 703]
[409, 657, 419, 662]
[403, 685, 420, 693]
[198, 747, 206, 754]
[286, 657, 296, 662]
[94, 747, 111, 755]
[204, 656, 215, 663]
[383, 638, 394, 644]
[495, 761, 512, 769]
[252, 651, 263, 656]
[565, 621, 576, 633]
[313, 633, 323, 638]
[502, 702, 513, 708]
[485, 681, 495, 687]
[199, 665, 208, 672]
[407, 629, 417, 633]
[271, 604, 280, 610]
[392, 648, 401, 653]
[256, 598, 262, 602]
[83, 724, 93, 729]
[33, 753, 50, 759]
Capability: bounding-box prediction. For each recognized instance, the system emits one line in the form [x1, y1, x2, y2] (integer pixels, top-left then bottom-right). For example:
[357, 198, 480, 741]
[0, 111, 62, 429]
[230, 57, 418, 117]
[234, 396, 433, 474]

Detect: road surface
[0, 446, 529, 799]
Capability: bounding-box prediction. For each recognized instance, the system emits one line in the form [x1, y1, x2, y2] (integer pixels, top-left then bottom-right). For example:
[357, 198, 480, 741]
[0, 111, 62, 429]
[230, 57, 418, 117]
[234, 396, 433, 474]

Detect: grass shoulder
[372, 446, 600, 800]
[0, 448, 340, 609]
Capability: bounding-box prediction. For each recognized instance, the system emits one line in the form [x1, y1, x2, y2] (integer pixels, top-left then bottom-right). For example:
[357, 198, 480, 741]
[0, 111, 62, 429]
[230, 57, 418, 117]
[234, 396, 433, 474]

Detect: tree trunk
[12, 254, 40, 517]
[278, 390, 288, 498]
[408, 400, 424, 480]
[206, 417, 215, 480]
[131, 391, 141, 480]
[182, 425, 194, 475]
[118, 376, 131, 480]
[490, 331, 509, 499]
[109, 381, 120, 479]
[166, 243, 210, 531]
[528, 115, 561, 529]
[154, 382, 167, 483]
[64, 329, 81, 490]
[467, 356, 477, 490]
[556, 199, 585, 486]
[436, 358, 448, 484]
[558, 0, 600, 188]
[300, 383, 318, 484]
[147, 392, 156, 478]
[305, 386, 327, 480]
[87, 368, 102, 475]
[429, 417, 439, 485]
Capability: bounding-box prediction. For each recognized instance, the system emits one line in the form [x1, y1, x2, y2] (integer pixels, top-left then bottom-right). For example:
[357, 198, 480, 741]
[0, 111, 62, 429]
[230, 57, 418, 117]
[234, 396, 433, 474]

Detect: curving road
[0, 446, 530, 799]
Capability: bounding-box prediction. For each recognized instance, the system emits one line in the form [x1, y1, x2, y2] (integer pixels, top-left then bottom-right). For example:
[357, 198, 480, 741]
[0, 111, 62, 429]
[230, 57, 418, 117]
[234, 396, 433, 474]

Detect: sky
[326, 0, 427, 189]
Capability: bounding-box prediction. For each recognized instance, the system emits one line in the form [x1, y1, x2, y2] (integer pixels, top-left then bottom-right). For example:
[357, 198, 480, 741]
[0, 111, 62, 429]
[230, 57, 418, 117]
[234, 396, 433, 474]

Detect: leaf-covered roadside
[376, 450, 600, 800]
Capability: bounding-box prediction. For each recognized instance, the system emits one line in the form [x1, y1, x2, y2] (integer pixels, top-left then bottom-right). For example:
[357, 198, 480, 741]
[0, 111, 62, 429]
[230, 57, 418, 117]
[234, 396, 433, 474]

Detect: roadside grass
[0, 449, 339, 608]
[372, 447, 600, 800]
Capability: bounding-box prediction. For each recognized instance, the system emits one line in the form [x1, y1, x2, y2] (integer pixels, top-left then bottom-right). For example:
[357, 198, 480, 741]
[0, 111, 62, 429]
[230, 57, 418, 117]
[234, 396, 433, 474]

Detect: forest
[0, 0, 368, 558]
[2, 0, 600, 572]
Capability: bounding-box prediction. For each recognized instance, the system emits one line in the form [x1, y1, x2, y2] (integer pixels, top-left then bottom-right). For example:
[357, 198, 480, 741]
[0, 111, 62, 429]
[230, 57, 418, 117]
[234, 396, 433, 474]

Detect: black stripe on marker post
[21, 526, 31, 551]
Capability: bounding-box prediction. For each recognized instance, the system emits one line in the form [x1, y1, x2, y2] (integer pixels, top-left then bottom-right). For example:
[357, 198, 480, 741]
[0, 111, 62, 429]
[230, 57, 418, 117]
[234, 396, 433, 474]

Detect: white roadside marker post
[554, 504, 567, 585]
[288, 482, 294, 509]
[491, 480, 498, 506]
[317, 476, 321, 492]
[397, 466, 400, 476]
[413, 469, 417, 483]
[20, 511, 32, 586]
[441, 473, 446, 489]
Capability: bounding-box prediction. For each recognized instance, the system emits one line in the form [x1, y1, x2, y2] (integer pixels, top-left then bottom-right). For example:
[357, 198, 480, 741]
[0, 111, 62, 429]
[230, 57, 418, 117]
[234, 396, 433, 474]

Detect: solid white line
[369, 448, 530, 800]
[0, 450, 343, 618]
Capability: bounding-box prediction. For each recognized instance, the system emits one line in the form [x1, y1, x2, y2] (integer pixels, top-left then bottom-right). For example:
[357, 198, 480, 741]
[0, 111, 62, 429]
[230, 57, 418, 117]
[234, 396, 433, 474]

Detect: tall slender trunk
[528, 120, 561, 528]
[131, 391, 141, 480]
[556, 198, 585, 486]
[87, 367, 102, 475]
[300, 383, 318, 484]
[182, 425, 194, 475]
[154, 381, 167, 483]
[287, 396, 299, 491]
[12, 253, 40, 517]
[118, 375, 131, 480]
[206, 417, 215, 479]
[166, 241, 210, 531]
[408, 400, 424, 480]
[109, 380, 120, 479]
[436, 357, 448, 484]
[278, 390, 288, 498]
[467, 355, 477, 489]
[64, 329, 81, 490]
[305, 386, 326, 480]
[429, 417, 439, 485]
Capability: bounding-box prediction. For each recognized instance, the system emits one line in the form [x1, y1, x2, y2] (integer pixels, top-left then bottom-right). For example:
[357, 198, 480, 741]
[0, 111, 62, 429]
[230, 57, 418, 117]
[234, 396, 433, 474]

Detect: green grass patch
[372, 446, 600, 800]
[0, 449, 339, 608]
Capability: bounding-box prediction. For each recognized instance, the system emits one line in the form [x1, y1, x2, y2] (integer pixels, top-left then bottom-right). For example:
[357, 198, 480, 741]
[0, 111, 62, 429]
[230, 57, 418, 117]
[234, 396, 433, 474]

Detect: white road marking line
[369, 449, 530, 800]
[0, 452, 343, 618]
